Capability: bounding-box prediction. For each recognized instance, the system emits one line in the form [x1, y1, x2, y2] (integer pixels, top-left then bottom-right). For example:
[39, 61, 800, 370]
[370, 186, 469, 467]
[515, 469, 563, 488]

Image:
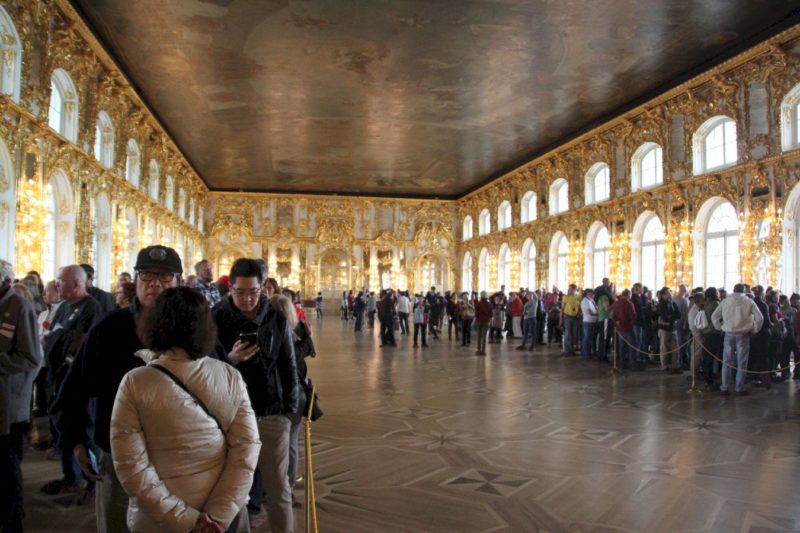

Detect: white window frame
[497, 201, 512, 231]
[585, 163, 610, 205]
[462, 252, 473, 293]
[693, 116, 737, 175]
[94, 111, 115, 168]
[521, 238, 536, 290]
[478, 209, 491, 236]
[549, 179, 568, 215]
[463, 216, 473, 240]
[48, 69, 79, 142]
[125, 139, 141, 187]
[520, 191, 537, 223]
[631, 142, 663, 191]
[0, 6, 22, 103]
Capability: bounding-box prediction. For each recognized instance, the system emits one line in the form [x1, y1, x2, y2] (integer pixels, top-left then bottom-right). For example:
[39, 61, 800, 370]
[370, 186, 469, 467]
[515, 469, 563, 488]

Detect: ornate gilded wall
[458, 26, 800, 293]
[205, 193, 457, 297]
[3, 0, 800, 296]
[0, 0, 206, 289]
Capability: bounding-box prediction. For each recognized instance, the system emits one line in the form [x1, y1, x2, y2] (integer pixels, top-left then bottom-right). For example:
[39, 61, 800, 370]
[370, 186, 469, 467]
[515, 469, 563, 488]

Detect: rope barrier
[304, 385, 319, 533]
[613, 328, 693, 357]
[694, 335, 794, 375]
[611, 330, 795, 375]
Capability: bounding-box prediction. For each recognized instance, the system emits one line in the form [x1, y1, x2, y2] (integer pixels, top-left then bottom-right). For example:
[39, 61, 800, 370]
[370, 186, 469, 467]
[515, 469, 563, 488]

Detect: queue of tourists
[341, 279, 799, 393]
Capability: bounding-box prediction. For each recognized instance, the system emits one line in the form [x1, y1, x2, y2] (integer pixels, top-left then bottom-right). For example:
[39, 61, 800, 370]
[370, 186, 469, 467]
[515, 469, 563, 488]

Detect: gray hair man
[0, 258, 42, 532]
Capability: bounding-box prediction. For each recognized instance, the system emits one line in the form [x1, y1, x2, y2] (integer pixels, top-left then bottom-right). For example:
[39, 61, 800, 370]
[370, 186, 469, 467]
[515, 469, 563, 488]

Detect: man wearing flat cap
[54, 245, 183, 532]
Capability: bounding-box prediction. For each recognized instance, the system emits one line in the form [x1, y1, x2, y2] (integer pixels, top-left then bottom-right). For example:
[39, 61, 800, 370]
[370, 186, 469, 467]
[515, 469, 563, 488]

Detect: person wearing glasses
[213, 258, 299, 532]
[53, 245, 183, 532]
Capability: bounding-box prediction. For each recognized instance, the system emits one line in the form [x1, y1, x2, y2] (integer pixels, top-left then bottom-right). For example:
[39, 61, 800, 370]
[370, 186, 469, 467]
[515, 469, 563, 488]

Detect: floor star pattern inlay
[20, 318, 800, 532]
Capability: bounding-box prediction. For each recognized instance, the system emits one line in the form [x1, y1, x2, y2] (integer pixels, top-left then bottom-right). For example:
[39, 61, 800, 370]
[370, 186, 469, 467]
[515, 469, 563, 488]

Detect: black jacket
[656, 299, 681, 331]
[214, 296, 299, 417]
[54, 305, 144, 453]
[87, 286, 116, 316]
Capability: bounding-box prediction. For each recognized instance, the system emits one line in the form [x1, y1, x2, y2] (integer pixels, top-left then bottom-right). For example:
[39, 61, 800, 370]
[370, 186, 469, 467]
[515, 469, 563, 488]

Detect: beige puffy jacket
[111, 348, 261, 532]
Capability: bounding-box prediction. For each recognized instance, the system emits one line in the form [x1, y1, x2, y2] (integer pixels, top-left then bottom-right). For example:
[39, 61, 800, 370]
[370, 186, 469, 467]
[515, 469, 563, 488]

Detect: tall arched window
[780, 83, 800, 152]
[0, 138, 15, 260]
[497, 201, 512, 230]
[498, 244, 511, 290]
[631, 143, 663, 191]
[148, 160, 160, 201]
[92, 194, 112, 290]
[585, 223, 610, 289]
[549, 232, 569, 291]
[637, 215, 665, 290]
[585, 163, 610, 205]
[0, 6, 22, 103]
[462, 252, 473, 293]
[521, 238, 536, 290]
[164, 176, 174, 210]
[178, 188, 187, 219]
[463, 216, 473, 240]
[478, 209, 491, 235]
[703, 200, 739, 290]
[755, 220, 772, 288]
[478, 248, 489, 292]
[693, 116, 737, 174]
[520, 191, 537, 223]
[549, 179, 568, 215]
[43, 170, 76, 281]
[48, 69, 79, 142]
[94, 111, 115, 168]
[125, 139, 140, 187]
[189, 197, 196, 226]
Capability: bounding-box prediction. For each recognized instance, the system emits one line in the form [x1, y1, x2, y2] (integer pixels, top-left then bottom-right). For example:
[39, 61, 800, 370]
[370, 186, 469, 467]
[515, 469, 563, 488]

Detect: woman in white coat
[111, 287, 261, 532]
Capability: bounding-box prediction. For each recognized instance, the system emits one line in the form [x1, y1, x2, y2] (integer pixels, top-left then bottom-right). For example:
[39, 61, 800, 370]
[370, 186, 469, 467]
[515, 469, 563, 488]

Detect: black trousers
[461, 318, 473, 345]
[0, 422, 27, 533]
[414, 323, 427, 346]
[448, 316, 460, 339]
[380, 321, 395, 345]
[398, 312, 409, 334]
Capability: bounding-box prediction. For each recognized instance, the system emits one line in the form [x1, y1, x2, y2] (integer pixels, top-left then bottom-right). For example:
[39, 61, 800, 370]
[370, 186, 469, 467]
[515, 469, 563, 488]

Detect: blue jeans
[721, 333, 749, 392]
[581, 322, 597, 359]
[616, 330, 636, 368]
[354, 311, 363, 331]
[521, 317, 536, 347]
[563, 316, 579, 354]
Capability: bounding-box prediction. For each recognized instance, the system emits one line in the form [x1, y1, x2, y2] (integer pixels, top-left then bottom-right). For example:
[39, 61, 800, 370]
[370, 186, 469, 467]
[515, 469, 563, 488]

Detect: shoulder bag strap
[150, 364, 224, 434]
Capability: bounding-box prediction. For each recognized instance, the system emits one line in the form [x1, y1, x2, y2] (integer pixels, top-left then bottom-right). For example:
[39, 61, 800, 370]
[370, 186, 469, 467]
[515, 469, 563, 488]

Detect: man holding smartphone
[213, 258, 298, 532]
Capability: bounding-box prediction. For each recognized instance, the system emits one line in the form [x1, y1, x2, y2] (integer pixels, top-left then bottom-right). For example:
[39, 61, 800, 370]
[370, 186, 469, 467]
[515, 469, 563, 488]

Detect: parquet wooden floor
[21, 317, 800, 532]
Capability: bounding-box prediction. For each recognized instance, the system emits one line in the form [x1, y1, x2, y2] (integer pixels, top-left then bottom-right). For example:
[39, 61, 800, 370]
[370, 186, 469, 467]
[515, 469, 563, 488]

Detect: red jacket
[510, 298, 523, 317]
[474, 299, 494, 326]
[610, 297, 636, 333]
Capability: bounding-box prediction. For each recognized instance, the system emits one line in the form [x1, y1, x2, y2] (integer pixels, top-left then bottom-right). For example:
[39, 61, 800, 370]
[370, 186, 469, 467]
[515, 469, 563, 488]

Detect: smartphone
[88, 448, 101, 479]
[238, 332, 257, 344]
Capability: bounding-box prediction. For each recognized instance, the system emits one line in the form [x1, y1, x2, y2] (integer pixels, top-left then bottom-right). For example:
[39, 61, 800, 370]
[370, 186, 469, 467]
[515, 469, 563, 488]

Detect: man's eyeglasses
[232, 288, 260, 298]
[138, 271, 176, 283]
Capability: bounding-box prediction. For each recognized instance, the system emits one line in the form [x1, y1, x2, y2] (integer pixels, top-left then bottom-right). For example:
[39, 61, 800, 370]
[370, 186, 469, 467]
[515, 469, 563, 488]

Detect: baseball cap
[134, 245, 183, 273]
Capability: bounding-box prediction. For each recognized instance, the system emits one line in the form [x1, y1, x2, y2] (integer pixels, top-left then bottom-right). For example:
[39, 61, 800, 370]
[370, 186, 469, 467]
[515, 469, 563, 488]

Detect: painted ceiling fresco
[74, 0, 800, 198]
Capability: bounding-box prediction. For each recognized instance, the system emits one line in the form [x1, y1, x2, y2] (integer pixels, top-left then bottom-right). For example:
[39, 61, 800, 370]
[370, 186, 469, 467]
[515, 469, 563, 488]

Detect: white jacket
[111, 349, 261, 532]
[710, 293, 764, 335]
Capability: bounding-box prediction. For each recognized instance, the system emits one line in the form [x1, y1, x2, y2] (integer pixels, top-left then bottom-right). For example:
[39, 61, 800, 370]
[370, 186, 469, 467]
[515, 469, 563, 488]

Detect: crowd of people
[1, 247, 317, 533]
[338, 279, 800, 393]
[4, 246, 800, 532]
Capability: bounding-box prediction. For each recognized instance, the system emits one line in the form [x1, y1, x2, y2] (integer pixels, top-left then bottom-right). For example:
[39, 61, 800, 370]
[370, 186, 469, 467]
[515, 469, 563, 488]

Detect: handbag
[299, 377, 323, 421]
